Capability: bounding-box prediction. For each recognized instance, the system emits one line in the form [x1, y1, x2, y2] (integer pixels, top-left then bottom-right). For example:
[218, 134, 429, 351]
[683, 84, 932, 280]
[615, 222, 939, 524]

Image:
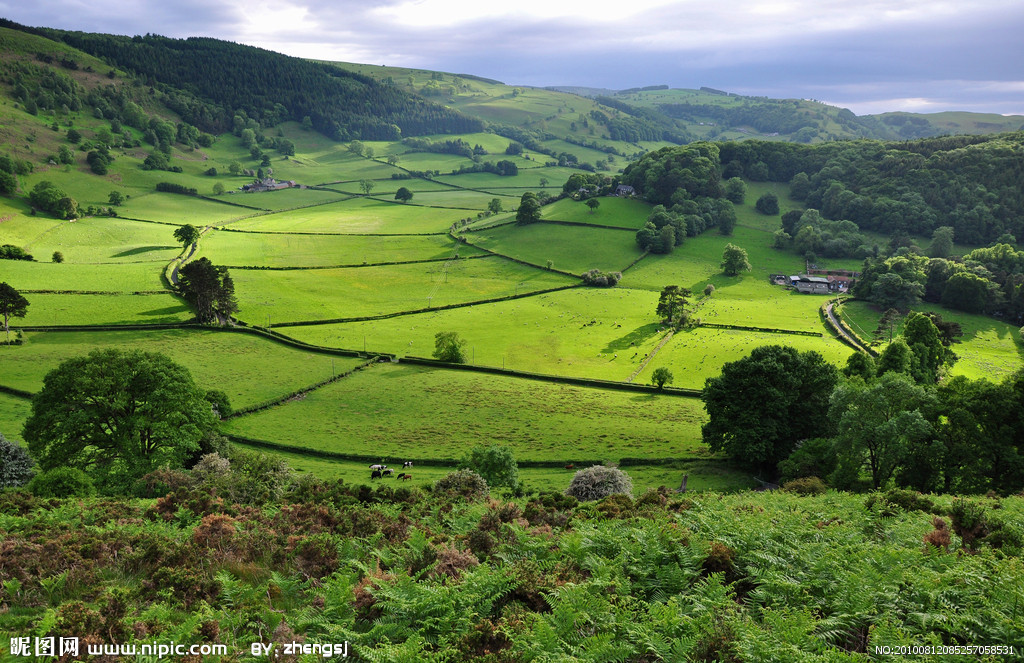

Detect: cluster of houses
[770, 274, 851, 294]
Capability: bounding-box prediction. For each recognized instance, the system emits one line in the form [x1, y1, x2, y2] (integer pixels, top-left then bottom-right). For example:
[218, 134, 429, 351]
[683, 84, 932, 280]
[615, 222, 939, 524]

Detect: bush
[433, 469, 489, 500]
[28, 467, 96, 498]
[0, 434, 35, 488]
[565, 465, 633, 502]
[581, 269, 622, 287]
[781, 476, 827, 496]
[463, 445, 519, 491]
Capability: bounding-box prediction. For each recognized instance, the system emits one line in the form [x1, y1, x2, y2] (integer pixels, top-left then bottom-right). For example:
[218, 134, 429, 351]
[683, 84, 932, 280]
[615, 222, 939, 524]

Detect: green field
[282, 287, 665, 379]
[232, 256, 575, 324]
[222, 362, 709, 462]
[542, 196, 653, 229]
[17, 292, 193, 326]
[468, 223, 643, 274]
[200, 230, 482, 267]
[838, 299, 1024, 381]
[0, 392, 31, 443]
[223, 196, 465, 233]
[22, 216, 184, 264]
[0, 259, 168, 291]
[0, 329, 364, 409]
[632, 326, 855, 390]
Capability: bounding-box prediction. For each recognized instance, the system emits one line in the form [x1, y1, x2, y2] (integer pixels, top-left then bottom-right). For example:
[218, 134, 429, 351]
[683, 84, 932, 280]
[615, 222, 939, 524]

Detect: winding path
[825, 302, 871, 355]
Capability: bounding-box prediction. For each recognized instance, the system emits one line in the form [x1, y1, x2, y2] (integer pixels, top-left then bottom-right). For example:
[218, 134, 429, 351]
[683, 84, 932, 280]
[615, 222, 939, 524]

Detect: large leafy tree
[433, 331, 467, 363]
[656, 285, 691, 327]
[701, 345, 838, 478]
[173, 224, 200, 248]
[721, 243, 751, 276]
[23, 349, 218, 492]
[829, 371, 934, 490]
[0, 281, 29, 342]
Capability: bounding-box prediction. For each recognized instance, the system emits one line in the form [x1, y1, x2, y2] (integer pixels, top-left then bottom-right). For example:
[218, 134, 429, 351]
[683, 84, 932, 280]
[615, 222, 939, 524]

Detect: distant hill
[0, 19, 482, 141]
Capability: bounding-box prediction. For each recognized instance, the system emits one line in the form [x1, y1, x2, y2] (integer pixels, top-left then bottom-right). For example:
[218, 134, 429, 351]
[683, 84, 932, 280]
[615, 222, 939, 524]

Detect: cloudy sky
[4, 0, 1023, 116]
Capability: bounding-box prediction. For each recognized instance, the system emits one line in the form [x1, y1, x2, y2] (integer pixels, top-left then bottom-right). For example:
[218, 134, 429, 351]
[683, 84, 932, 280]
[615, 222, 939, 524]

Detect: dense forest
[0, 19, 482, 140]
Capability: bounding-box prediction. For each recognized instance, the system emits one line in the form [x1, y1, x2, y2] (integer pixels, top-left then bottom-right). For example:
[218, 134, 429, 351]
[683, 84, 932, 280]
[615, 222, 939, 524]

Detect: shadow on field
[140, 305, 190, 317]
[602, 323, 662, 353]
[112, 245, 178, 257]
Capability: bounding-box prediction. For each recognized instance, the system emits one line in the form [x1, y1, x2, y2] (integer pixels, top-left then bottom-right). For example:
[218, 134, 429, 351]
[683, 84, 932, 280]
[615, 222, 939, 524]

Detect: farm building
[240, 177, 296, 193]
[614, 184, 635, 197]
[790, 275, 830, 294]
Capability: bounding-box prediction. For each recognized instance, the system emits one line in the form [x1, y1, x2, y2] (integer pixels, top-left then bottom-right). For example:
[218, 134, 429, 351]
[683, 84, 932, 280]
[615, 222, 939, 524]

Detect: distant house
[614, 184, 635, 197]
[240, 177, 296, 193]
[790, 274, 830, 294]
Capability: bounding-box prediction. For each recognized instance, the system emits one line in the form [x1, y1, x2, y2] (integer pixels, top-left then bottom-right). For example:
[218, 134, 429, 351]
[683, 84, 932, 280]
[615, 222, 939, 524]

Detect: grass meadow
[200, 231, 482, 267]
[221, 362, 710, 462]
[23, 216, 183, 264]
[542, 196, 653, 229]
[0, 392, 31, 443]
[0, 259, 168, 291]
[231, 256, 577, 324]
[468, 223, 643, 274]
[0, 329, 364, 409]
[17, 293, 193, 326]
[223, 196, 464, 233]
[281, 287, 666, 380]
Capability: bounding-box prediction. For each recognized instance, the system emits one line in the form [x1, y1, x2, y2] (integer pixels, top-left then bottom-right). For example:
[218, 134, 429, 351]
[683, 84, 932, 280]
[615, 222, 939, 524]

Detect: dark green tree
[586, 198, 600, 214]
[876, 337, 914, 377]
[723, 177, 746, 204]
[173, 224, 200, 248]
[177, 258, 235, 323]
[52, 251, 64, 263]
[875, 308, 903, 343]
[433, 331, 467, 363]
[0, 281, 29, 342]
[488, 198, 503, 214]
[928, 226, 955, 258]
[701, 345, 839, 478]
[755, 192, 779, 215]
[903, 311, 954, 383]
[23, 349, 218, 492]
[394, 186, 413, 203]
[359, 179, 375, 195]
[0, 434, 35, 488]
[842, 352, 877, 381]
[656, 285, 691, 327]
[108, 190, 125, 205]
[516, 192, 542, 225]
[651, 367, 674, 389]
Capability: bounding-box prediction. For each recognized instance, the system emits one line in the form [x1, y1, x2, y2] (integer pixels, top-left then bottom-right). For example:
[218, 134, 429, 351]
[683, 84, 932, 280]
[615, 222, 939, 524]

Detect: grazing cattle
[370, 464, 386, 471]
[403, 461, 413, 468]
[370, 470, 382, 480]
[396, 472, 407, 480]
[564, 464, 574, 470]
[401, 474, 412, 481]
[382, 468, 394, 477]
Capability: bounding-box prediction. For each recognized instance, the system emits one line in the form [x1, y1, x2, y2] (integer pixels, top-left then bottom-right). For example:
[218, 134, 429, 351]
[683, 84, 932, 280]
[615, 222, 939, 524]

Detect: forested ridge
[0, 19, 482, 140]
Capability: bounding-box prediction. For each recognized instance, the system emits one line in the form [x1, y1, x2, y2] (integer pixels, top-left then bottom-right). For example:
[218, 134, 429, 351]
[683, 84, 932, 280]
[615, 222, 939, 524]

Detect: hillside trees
[394, 187, 413, 203]
[28, 181, 79, 219]
[177, 258, 237, 323]
[721, 243, 751, 276]
[702, 346, 839, 478]
[23, 349, 218, 492]
[656, 286, 691, 327]
[620, 143, 722, 206]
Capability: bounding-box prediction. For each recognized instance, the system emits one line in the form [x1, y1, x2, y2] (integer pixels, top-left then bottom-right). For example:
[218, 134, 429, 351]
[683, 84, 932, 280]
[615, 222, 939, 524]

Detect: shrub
[51, 251, 64, 263]
[462, 445, 519, 491]
[28, 467, 96, 498]
[191, 453, 231, 483]
[923, 517, 951, 552]
[433, 469, 489, 500]
[581, 269, 622, 287]
[565, 465, 633, 502]
[781, 476, 827, 496]
[0, 434, 35, 488]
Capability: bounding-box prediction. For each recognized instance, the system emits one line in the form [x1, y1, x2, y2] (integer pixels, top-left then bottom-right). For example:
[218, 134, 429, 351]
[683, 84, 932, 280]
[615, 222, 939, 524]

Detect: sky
[3, 0, 1024, 116]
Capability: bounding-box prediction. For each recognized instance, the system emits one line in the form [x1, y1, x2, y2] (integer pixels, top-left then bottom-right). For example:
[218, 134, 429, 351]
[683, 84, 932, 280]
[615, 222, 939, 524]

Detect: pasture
[542, 196, 653, 229]
[0, 259, 168, 291]
[0, 329, 364, 409]
[21, 216, 183, 264]
[221, 362, 710, 463]
[231, 256, 576, 324]
[199, 230, 482, 267]
[223, 196, 466, 233]
[17, 293, 192, 326]
[468, 223, 643, 274]
[0, 392, 30, 443]
[282, 287, 666, 380]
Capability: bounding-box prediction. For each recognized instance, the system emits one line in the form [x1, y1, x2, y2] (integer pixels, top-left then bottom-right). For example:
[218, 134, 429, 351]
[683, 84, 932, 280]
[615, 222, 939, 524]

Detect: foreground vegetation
[1, 472, 1021, 661]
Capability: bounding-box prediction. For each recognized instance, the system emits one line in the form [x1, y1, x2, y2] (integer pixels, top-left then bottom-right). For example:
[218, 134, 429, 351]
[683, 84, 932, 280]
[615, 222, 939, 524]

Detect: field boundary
[539, 219, 639, 232]
[21, 289, 171, 296]
[696, 322, 823, 337]
[823, 299, 877, 356]
[213, 227, 448, 237]
[18, 322, 201, 332]
[225, 432, 725, 469]
[264, 283, 583, 328]
[0, 384, 34, 400]
[399, 355, 703, 397]
[224, 254, 494, 271]
[226, 358, 379, 419]
[455, 232, 582, 277]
